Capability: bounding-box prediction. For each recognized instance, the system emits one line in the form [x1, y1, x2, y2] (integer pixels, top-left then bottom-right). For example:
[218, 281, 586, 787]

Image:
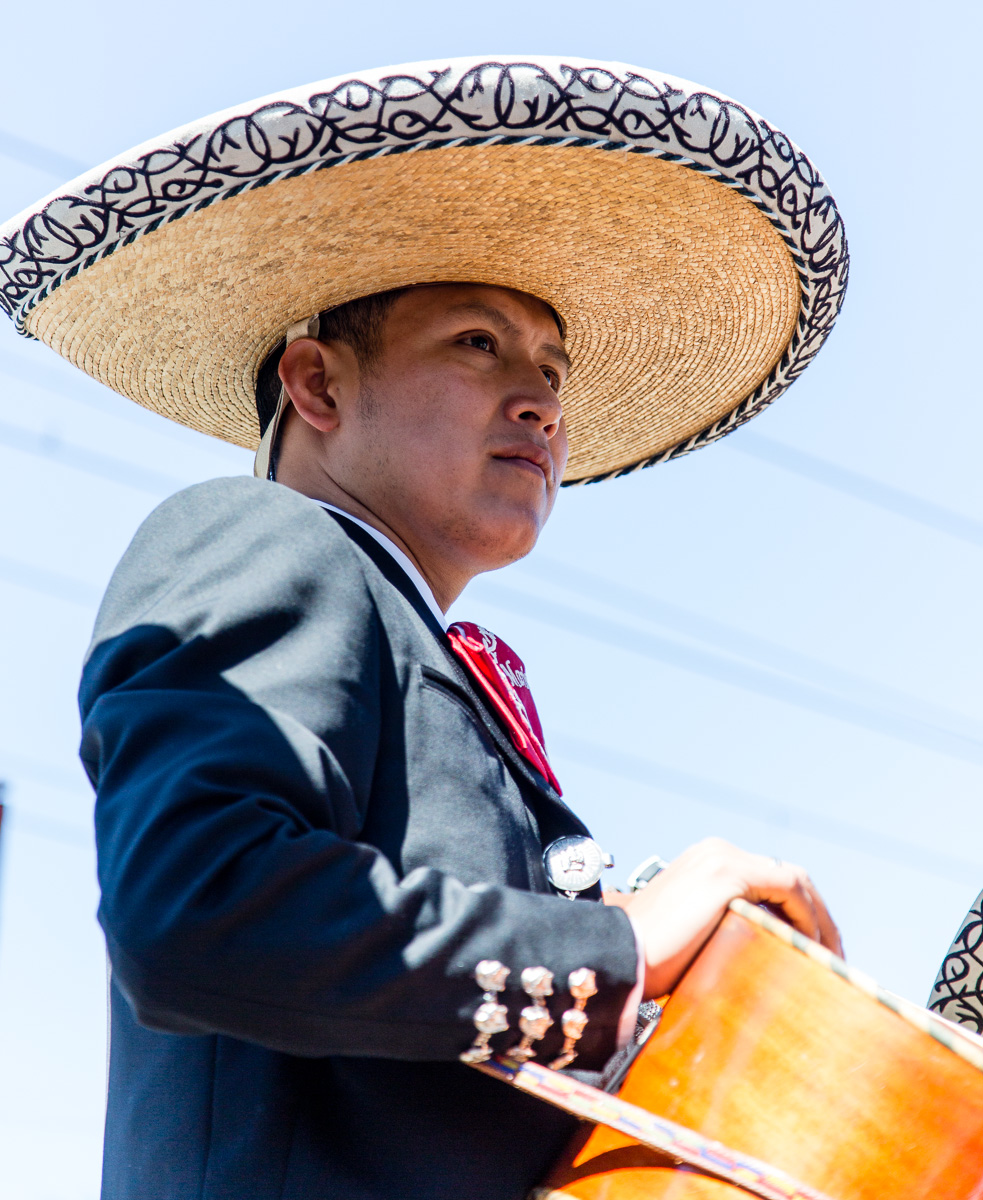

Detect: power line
[0, 138, 978, 879]
[549, 732, 983, 886]
[0, 416, 185, 496]
[474, 577, 983, 769]
[7, 339, 983, 552]
[518, 555, 983, 745]
[8, 731, 976, 879]
[8, 512, 983, 773]
[0, 750, 93, 796]
[2, 708, 978, 877]
[732, 430, 983, 549]
[0, 553, 101, 608]
[0, 353, 250, 461]
[0, 762, 92, 850]
[3, 560, 981, 879]
[2, 127, 982, 556]
[7, 411, 983, 766]
[2, 807, 92, 850]
[0, 127, 86, 179]
[15, 521, 983, 774]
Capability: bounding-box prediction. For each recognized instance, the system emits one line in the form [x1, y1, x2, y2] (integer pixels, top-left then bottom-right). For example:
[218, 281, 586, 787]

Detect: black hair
[254, 287, 408, 435]
[254, 285, 566, 435]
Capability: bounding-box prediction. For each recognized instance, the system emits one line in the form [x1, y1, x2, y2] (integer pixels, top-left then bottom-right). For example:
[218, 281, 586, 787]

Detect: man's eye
[542, 368, 560, 392]
[463, 334, 495, 353]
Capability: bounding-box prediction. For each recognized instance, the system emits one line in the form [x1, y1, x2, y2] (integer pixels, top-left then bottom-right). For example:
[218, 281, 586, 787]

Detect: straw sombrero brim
[0, 57, 848, 484]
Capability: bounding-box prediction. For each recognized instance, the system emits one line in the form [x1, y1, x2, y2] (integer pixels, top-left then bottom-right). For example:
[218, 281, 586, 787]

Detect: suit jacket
[79, 476, 638, 1200]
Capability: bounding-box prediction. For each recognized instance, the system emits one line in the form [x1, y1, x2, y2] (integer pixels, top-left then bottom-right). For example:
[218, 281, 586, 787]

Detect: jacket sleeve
[80, 476, 639, 1065]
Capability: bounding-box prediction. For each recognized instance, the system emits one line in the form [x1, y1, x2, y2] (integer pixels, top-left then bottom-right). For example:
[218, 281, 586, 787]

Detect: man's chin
[463, 505, 545, 571]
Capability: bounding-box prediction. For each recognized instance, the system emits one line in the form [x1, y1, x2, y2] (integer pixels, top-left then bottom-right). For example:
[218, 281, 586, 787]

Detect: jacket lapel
[325, 511, 590, 838]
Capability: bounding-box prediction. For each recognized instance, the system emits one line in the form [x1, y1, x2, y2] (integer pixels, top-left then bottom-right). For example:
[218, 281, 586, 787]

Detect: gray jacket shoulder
[88, 476, 367, 655]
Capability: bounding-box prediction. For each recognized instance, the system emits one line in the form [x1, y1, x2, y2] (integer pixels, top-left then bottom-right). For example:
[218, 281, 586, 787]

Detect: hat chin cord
[253, 314, 321, 482]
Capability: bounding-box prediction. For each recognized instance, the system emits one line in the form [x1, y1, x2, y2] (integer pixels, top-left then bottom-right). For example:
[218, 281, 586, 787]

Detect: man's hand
[607, 838, 842, 999]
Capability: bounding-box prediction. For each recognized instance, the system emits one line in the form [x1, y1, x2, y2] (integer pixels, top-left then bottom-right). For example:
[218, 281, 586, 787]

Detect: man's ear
[278, 338, 358, 433]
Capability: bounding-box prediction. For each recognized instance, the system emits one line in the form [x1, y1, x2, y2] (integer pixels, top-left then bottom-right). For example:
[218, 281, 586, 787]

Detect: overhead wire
[7, 414, 983, 765]
[5, 127, 983, 552]
[5, 729, 974, 881]
[4, 132, 983, 875]
[7, 350, 983, 550]
[732, 430, 983, 549]
[1, 667, 973, 884]
[0, 552, 102, 608]
[10, 543, 983, 880]
[0, 759, 93, 854]
[0, 126, 86, 179]
[513, 555, 983, 747]
[0, 353, 250, 461]
[3, 523, 983, 884]
[3, 807, 92, 850]
[0, 413, 981, 880]
[0, 415, 186, 496]
[548, 732, 983, 886]
[474, 577, 983, 769]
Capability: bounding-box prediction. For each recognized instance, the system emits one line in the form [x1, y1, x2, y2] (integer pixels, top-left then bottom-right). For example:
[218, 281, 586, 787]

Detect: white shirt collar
[310, 499, 448, 630]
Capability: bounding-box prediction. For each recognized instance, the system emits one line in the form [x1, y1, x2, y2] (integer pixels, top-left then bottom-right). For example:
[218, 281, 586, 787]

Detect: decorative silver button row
[543, 836, 614, 900]
[459, 959, 597, 1070]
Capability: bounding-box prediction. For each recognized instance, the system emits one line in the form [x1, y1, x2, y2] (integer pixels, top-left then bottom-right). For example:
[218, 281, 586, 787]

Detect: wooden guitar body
[537, 906, 983, 1199]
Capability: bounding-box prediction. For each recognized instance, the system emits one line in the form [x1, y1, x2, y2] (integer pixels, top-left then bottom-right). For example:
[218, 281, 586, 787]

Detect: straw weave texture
[26, 143, 798, 482]
[2, 57, 848, 480]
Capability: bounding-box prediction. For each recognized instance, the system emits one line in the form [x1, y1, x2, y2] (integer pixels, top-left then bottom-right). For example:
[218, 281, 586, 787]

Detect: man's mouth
[493, 445, 551, 484]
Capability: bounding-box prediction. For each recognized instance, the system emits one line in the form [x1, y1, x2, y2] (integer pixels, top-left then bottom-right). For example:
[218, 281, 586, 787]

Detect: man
[0, 56, 848, 1200]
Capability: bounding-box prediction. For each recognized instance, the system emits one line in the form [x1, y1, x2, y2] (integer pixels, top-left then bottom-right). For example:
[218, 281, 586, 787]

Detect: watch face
[543, 836, 605, 894]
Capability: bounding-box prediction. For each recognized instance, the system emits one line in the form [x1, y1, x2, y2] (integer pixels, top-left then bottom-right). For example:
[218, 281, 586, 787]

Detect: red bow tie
[447, 622, 561, 794]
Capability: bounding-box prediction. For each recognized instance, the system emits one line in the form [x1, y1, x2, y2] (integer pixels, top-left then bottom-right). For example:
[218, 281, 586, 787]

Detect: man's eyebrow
[541, 341, 573, 372]
[447, 302, 572, 371]
[447, 302, 522, 336]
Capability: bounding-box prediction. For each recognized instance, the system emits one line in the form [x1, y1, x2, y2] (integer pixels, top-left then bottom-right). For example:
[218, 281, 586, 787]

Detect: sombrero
[0, 56, 847, 485]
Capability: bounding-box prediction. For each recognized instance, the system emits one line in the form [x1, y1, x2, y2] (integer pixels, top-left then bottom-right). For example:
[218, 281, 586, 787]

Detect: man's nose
[503, 371, 564, 438]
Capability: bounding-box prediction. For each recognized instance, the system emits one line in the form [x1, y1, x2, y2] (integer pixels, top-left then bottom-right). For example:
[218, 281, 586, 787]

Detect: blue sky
[1, 2, 981, 1196]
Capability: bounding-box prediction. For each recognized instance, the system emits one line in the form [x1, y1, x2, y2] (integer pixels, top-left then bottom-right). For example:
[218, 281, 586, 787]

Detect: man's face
[317, 283, 570, 575]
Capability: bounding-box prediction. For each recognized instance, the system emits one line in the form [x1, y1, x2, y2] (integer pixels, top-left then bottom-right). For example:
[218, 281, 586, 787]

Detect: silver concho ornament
[543, 836, 612, 899]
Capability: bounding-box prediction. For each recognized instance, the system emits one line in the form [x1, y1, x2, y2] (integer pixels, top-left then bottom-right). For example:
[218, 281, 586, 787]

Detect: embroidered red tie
[447, 622, 562, 794]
